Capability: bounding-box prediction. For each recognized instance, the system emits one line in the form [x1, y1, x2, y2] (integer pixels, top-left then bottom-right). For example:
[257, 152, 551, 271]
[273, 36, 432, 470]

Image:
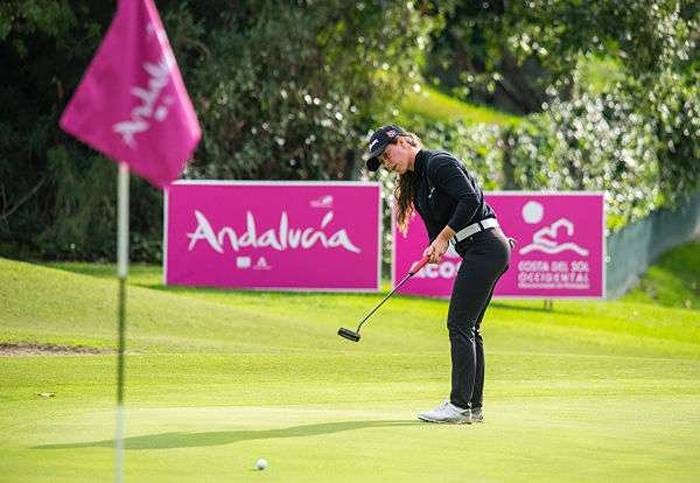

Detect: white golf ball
[256, 458, 268, 470]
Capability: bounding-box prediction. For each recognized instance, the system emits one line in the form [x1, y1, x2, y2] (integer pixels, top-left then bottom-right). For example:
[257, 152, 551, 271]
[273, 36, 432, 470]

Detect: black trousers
[448, 227, 511, 410]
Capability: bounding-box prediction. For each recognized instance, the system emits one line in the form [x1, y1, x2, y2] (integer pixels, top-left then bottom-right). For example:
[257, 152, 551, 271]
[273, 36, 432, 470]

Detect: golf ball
[256, 458, 268, 470]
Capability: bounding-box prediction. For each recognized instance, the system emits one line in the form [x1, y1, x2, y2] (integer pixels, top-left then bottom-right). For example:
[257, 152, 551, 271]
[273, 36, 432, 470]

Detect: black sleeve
[428, 155, 480, 232]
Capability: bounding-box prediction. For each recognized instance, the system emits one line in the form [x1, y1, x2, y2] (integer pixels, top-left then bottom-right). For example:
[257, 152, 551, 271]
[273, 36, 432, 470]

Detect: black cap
[366, 125, 407, 172]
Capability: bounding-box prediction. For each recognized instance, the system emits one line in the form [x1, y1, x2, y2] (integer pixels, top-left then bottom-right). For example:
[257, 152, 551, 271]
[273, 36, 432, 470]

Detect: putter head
[337, 327, 361, 342]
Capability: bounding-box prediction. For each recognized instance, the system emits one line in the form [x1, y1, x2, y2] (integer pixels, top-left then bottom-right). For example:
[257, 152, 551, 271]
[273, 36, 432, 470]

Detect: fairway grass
[1, 255, 699, 482]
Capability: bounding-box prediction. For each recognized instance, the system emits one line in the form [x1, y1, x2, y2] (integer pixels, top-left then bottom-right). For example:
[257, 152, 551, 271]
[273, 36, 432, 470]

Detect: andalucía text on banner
[59, 0, 201, 188]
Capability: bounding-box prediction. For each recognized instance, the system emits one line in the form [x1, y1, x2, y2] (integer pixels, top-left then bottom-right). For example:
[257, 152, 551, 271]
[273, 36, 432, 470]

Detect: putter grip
[408, 256, 430, 275]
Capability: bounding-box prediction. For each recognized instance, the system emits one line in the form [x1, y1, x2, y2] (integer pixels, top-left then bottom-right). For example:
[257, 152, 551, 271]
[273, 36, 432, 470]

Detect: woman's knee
[447, 317, 476, 338]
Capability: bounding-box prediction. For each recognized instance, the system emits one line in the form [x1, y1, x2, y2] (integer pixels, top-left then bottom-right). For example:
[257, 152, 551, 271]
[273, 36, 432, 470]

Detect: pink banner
[165, 182, 382, 291]
[393, 192, 605, 298]
[60, 0, 200, 188]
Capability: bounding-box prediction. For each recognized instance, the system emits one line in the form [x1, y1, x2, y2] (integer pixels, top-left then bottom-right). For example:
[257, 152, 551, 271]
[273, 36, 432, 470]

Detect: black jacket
[412, 149, 496, 243]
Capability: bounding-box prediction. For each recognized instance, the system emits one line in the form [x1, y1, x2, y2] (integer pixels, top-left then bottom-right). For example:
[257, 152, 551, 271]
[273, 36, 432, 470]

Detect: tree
[0, 1, 442, 260]
[426, 0, 699, 206]
[168, 1, 437, 181]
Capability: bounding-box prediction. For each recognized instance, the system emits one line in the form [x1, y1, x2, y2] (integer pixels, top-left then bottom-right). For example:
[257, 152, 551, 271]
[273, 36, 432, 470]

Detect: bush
[391, 82, 693, 234]
[171, 1, 438, 181]
[0, 1, 442, 261]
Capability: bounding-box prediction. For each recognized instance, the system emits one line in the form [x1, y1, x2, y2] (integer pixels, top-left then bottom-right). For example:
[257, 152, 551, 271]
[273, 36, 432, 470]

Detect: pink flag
[60, 0, 201, 188]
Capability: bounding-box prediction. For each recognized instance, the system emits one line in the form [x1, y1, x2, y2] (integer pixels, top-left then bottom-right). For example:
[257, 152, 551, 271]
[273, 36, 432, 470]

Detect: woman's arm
[422, 155, 480, 264]
[430, 155, 481, 233]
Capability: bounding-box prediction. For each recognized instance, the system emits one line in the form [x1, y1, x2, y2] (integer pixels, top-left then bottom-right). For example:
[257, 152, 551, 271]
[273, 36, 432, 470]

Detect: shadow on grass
[35, 420, 417, 450]
[489, 301, 578, 315]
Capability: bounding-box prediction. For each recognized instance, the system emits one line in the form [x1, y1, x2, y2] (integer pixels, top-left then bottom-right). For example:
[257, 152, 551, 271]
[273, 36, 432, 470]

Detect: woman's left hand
[423, 236, 449, 264]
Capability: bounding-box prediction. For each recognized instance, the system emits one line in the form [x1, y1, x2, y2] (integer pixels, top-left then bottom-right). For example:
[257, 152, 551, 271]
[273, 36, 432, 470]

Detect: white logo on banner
[187, 210, 361, 254]
[520, 217, 589, 256]
[254, 257, 271, 270]
[517, 200, 590, 289]
[414, 260, 462, 279]
[310, 195, 333, 208]
[236, 257, 251, 269]
[413, 244, 461, 279]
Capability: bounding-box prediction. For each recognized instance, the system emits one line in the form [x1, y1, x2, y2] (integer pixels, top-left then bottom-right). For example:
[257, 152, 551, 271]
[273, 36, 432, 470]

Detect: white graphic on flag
[112, 21, 176, 148]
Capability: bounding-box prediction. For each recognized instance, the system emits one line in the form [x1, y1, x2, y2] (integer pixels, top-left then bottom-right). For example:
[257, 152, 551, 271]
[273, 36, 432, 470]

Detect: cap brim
[366, 157, 380, 172]
[366, 140, 388, 172]
[368, 141, 388, 159]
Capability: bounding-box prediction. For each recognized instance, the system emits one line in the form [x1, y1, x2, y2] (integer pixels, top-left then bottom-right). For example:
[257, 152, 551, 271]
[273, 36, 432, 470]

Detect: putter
[338, 256, 429, 342]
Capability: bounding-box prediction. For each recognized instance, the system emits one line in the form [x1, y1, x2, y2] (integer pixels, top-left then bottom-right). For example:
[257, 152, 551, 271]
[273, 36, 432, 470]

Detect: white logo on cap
[387, 129, 396, 137]
[369, 139, 379, 150]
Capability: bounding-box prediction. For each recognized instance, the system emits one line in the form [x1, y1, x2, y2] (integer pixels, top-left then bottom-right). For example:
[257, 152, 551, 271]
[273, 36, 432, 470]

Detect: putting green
[1, 254, 698, 482]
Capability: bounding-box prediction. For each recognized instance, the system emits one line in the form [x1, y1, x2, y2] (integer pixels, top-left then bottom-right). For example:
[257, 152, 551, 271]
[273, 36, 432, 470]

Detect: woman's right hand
[422, 244, 436, 263]
[423, 236, 449, 264]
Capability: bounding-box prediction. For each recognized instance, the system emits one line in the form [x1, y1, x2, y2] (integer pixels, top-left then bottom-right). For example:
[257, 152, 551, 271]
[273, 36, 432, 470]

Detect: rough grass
[622, 241, 700, 310]
[399, 56, 622, 128]
[1, 243, 699, 482]
[400, 86, 522, 127]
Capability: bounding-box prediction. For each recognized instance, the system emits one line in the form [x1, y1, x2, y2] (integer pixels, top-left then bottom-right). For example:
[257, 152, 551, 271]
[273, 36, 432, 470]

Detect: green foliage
[0, 1, 118, 259]
[508, 88, 665, 230]
[414, 0, 699, 231]
[169, 0, 437, 181]
[476, 0, 699, 85]
[575, 55, 626, 95]
[425, 0, 552, 114]
[392, 83, 679, 232]
[637, 71, 700, 197]
[29, 145, 164, 262]
[0, 1, 76, 48]
[0, 1, 441, 261]
[1, 0, 697, 262]
[37, 146, 117, 260]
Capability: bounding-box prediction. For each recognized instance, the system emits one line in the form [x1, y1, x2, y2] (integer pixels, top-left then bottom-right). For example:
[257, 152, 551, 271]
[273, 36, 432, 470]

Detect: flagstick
[115, 162, 129, 483]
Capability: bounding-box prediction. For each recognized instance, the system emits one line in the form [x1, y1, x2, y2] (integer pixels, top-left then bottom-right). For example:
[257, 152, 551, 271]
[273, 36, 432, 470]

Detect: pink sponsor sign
[165, 181, 381, 291]
[393, 192, 605, 299]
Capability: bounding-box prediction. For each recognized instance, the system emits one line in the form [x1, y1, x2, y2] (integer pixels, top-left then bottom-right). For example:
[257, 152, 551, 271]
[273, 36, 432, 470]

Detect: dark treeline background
[1, 0, 697, 262]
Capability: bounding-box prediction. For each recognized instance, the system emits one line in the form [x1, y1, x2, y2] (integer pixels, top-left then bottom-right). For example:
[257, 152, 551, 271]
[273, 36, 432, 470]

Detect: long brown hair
[393, 132, 422, 235]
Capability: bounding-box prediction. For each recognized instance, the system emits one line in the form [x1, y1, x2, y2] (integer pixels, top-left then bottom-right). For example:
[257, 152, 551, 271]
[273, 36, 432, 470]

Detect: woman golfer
[367, 125, 511, 424]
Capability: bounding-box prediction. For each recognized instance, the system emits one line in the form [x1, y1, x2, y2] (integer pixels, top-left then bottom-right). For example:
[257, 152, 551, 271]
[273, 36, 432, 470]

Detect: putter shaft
[355, 272, 411, 333]
[337, 256, 429, 342]
[354, 256, 429, 334]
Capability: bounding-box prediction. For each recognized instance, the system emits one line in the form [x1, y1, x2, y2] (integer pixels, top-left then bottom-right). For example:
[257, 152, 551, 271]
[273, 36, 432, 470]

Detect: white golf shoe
[417, 400, 471, 424]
